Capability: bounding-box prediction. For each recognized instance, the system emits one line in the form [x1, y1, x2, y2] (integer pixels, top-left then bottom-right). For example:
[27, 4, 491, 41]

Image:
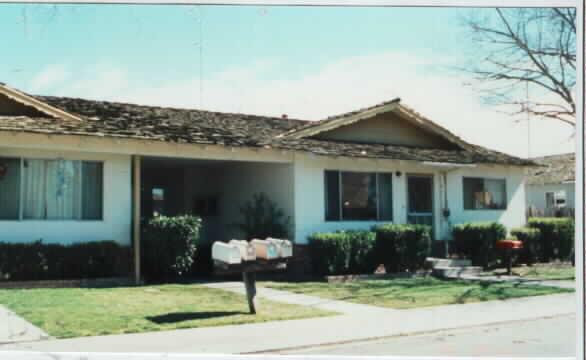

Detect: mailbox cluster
[212, 238, 293, 265]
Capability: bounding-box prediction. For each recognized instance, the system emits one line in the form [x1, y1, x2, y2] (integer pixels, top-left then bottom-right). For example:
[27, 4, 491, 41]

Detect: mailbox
[212, 242, 242, 264]
[266, 238, 293, 258]
[251, 239, 279, 260]
[229, 240, 256, 261]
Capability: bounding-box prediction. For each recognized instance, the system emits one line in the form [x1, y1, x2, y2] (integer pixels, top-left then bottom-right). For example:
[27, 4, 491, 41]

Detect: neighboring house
[0, 83, 535, 280]
[525, 153, 575, 217]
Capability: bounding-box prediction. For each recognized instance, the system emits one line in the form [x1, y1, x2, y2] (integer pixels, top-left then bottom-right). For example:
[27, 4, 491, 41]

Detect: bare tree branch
[460, 8, 576, 126]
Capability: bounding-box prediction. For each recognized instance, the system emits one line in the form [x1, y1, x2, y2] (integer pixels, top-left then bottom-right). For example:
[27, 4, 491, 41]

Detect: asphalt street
[277, 313, 577, 357]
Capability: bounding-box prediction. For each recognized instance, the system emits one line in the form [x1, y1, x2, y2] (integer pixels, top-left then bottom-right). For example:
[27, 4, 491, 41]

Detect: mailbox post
[496, 239, 523, 275]
[242, 271, 257, 314]
[212, 238, 292, 314]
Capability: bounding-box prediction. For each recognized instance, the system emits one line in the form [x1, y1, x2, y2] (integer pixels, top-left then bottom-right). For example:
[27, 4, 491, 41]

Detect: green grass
[261, 278, 573, 310]
[0, 284, 336, 338]
[514, 265, 575, 281]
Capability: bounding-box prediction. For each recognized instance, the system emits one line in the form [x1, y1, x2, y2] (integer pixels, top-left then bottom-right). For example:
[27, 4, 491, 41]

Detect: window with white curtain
[0, 157, 103, 220]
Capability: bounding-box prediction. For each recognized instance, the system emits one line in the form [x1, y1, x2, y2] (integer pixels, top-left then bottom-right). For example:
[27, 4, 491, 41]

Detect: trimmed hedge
[308, 231, 377, 276]
[141, 215, 201, 281]
[0, 240, 131, 281]
[510, 227, 541, 265]
[452, 222, 507, 269]
[527, 217, 574, 262]
[372, 224, 432, 273]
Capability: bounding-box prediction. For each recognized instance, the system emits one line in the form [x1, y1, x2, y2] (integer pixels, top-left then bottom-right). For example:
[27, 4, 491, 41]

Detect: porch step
[425, 257, 472, 268]
[432, 266, 483, 279]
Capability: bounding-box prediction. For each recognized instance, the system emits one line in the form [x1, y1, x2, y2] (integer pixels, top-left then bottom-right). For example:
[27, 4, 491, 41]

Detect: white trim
[0, 83, 83, 122]
[421, 162, 477, 168]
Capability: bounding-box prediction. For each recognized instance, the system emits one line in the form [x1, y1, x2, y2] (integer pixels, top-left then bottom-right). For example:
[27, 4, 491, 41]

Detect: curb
[241, 313, 576, 354]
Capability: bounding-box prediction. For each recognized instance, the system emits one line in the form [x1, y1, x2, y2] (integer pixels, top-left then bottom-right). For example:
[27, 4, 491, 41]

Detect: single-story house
[0, 82, 536, 281]
[525, 153, 575, 217]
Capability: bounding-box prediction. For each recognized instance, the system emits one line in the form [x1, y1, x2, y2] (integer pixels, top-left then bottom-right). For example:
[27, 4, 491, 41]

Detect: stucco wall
[526, 183, 575, 210]
[219, 161, 295, 241]
[0, 147, 132, 245]
[293, 155, 444, 244]
[443, 166, 527, 240]
[293, 154, 527, 244]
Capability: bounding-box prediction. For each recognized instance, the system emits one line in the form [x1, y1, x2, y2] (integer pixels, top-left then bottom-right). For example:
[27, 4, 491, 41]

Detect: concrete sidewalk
[0, 305, 50, 344]
[0, 291, 575, 354]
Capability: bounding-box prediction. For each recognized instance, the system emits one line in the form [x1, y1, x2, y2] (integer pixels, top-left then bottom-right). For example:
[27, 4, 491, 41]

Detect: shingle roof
[0, 93, 535, 166]
[526, 153, 575, 185]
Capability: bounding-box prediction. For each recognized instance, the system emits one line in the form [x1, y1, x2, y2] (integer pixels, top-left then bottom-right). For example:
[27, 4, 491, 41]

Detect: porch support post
[133, 155, 141, 285]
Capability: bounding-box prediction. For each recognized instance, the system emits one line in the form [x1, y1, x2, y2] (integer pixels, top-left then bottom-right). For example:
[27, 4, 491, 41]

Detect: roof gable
[312, 111, 460, 150]
[278, 99, 475, 152]
[0, 83, 82, 122]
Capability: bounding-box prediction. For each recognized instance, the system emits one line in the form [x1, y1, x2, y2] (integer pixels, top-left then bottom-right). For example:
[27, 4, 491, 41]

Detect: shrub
[510, 227, 541, 265]
[308, 231, 377, 275]
[347, 231, 378, 274]
[190, 242, 214, 277]
[452, 222, 507, 269]
[527, 217, 574, 262]
[372, 224, 432, 273]
[0, 240, 131, 281]
[233, 193, 291, 240]
[142, 215, 201, 281]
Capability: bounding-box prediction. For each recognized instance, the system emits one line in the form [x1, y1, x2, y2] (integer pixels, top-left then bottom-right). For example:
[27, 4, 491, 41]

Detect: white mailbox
[266, 238, 293, 258]
[229, 240, 256, 261]
[212, 242, 242, 264]
[251, 239, 279, 260]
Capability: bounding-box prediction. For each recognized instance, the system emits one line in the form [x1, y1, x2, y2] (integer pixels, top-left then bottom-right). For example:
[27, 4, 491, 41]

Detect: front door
[407, 175, 434, 233]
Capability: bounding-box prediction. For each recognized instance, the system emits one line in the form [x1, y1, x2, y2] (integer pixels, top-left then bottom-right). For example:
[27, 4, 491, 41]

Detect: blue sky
[1, 4, 575, 157]
[3, 5, 465, 86]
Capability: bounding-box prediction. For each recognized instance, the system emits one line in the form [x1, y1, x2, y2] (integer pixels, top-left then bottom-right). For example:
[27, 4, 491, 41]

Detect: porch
[131, 156, 295, 282]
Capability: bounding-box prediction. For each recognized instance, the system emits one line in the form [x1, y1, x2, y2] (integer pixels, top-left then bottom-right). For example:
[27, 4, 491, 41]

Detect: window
[152, 188, 165, 217]
[463, 177, 506, 210]
[325, 170, 392, 221]
[555, 191, 567, 207]
[546, 190, 566, 208]
[0, 158, 21, 220]
[0, 157, 103, 220]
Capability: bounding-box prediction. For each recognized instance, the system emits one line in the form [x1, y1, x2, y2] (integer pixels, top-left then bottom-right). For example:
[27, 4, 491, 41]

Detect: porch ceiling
[141, 156, 277, 169]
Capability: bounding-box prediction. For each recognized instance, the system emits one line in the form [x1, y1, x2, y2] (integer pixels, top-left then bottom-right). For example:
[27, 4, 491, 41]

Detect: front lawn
[261, 278, 573, 310]
[495, 264, 575, 281]
[0, 284, 336, 338]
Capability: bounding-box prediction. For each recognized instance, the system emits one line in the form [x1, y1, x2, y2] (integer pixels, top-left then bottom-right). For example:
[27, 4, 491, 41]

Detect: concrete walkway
[203, 281, 392, 315]
[0, 305, 50, 344]
[0, 286, 575, 354]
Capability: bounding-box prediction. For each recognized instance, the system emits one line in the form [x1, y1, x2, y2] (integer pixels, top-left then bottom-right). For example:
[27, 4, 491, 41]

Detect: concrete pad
[0, 305, 50, 344]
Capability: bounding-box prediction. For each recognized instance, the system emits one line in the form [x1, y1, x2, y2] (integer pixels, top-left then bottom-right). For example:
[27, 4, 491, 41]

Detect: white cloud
[29, 64, 70, 93]
[37, 51, 574, 158]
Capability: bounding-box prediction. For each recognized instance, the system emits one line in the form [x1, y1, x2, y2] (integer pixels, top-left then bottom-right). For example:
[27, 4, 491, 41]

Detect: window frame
[324, 169, 393, 222]
[462, 176, 508, 211]
[0, 156, 105, 222]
